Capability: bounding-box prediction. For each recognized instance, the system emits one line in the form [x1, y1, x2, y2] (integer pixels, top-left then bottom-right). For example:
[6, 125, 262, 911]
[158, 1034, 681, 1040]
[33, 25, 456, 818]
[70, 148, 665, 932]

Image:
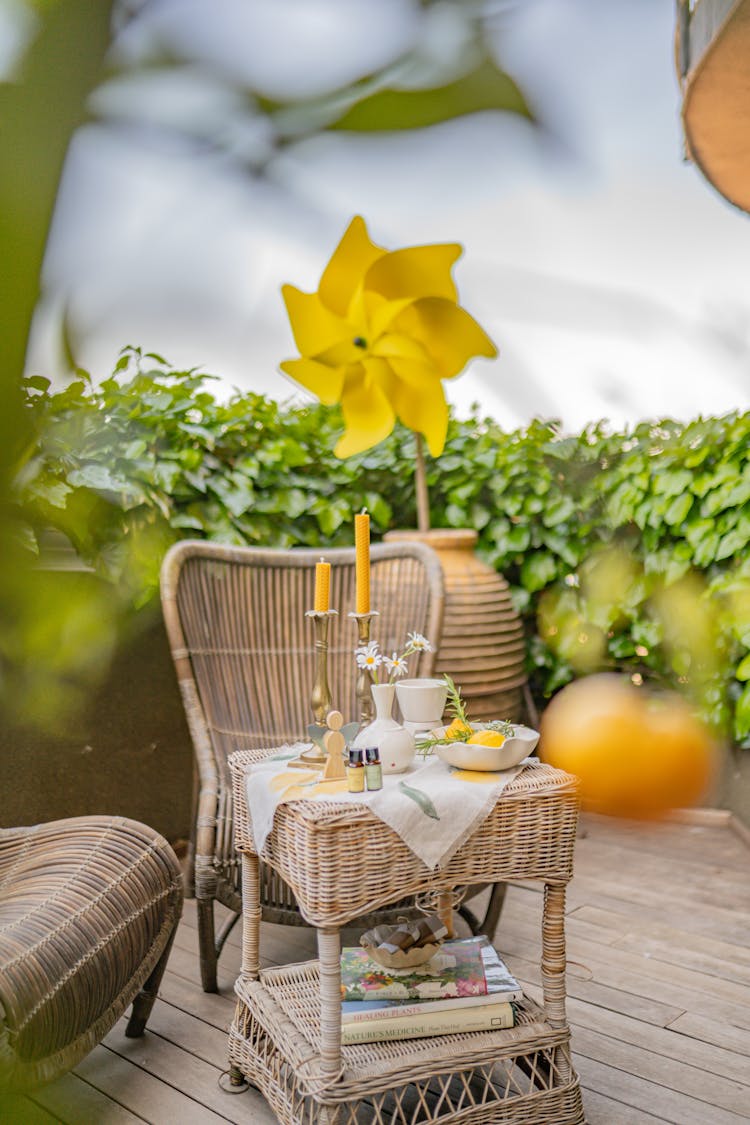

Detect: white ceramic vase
[353, 683, 416, 774]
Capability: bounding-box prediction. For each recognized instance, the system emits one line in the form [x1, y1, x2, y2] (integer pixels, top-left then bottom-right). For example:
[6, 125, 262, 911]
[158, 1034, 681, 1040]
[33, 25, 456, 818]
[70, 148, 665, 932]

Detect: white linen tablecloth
[243, 744, 527, 870]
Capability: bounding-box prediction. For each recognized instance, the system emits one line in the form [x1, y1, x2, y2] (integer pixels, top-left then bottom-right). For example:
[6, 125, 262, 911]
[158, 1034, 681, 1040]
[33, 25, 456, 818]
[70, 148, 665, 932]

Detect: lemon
[466, 730, 506, 747]
[445, 718, 472, 740]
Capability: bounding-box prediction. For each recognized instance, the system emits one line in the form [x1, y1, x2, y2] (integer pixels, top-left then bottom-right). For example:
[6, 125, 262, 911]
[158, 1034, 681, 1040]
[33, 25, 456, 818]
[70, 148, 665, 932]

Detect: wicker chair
[0, 815, 183, 1092]
[161, 539, 453, 991]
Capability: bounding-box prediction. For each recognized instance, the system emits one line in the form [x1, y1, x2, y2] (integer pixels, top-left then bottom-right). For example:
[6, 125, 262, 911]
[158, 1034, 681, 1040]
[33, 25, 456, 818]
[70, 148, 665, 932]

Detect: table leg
[240, 852, 261, 980]
[317, 926, 342, 1083]
[541, 882, 567, 1027]
[541, 881, 572, 1083]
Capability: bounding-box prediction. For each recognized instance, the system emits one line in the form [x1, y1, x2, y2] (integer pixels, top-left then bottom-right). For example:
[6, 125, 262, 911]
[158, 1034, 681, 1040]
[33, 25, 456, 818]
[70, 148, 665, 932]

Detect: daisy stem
[414, 433, 430, 532]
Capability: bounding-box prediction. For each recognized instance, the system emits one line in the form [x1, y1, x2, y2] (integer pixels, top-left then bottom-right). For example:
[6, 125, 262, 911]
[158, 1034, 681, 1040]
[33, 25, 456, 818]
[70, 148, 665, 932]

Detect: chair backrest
[161, 540, 445, 770]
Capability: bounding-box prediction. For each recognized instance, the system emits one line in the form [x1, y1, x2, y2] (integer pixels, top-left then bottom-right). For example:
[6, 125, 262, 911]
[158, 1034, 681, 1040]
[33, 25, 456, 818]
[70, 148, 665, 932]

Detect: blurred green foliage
[105, 1, 533, 166]
[0, 0, 114, 733]
[16, 349, 750, 746]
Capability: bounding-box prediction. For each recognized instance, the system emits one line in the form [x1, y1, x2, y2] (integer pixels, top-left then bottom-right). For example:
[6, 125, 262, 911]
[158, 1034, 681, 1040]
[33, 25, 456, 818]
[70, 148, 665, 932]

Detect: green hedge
[17, 349, 750, 745]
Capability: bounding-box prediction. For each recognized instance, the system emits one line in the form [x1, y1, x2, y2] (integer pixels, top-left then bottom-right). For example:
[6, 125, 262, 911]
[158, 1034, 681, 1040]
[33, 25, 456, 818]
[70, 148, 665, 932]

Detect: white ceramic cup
[395, 678, 448, 724]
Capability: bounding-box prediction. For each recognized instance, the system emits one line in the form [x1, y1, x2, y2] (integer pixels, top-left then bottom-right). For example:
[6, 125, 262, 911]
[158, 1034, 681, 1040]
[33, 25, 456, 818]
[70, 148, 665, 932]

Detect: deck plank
[31, 1071, 146, 1124]
[566, 995, 750, 1087]
[571, 903, 750, 969]
[665, 1011, 750, 1058]
[579, 1086, 671, 1124]
[573, 1053, 748, 1125]
[73, 1045, 226, 1125]
[0, 1093, 64, 1123]
[571, 1023, 750, 1116]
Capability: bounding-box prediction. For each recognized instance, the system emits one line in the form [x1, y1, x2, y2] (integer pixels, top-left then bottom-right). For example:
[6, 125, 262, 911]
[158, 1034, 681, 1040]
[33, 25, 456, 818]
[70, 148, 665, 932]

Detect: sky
[16, 0, 750, 433]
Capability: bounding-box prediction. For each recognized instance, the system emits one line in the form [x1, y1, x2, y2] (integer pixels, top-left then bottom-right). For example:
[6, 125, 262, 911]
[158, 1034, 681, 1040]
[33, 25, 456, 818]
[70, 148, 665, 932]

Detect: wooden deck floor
[6, 813, 750, 1124]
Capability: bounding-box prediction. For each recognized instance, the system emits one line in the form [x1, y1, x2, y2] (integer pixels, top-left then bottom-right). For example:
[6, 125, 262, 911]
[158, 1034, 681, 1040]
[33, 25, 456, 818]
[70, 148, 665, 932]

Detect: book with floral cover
[341, 934, 521, 1010]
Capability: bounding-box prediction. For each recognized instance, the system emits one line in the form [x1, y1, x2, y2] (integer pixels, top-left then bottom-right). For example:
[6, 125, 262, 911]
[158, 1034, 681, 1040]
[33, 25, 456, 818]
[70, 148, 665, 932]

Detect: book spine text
[341, 1002, 515, 1044]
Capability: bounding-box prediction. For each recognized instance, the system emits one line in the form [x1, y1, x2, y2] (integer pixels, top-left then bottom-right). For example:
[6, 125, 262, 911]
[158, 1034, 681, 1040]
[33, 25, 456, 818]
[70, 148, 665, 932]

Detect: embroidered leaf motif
[267, 751, 302, 762]
[398, 781, 440, 820]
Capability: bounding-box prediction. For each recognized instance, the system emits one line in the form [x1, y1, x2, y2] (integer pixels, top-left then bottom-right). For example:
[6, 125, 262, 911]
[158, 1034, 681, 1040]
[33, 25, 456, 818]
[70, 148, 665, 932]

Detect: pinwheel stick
[415, 433, 430, 532]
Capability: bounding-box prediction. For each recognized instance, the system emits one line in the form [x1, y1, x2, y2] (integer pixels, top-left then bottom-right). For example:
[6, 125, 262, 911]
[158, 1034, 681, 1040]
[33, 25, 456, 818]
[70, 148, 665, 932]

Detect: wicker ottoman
[0, 815, 184, 1092]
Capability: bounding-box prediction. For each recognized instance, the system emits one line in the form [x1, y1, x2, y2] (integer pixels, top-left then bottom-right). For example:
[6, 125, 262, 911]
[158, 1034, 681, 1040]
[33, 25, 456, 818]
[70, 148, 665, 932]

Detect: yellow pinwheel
[280, 216, 497, 459]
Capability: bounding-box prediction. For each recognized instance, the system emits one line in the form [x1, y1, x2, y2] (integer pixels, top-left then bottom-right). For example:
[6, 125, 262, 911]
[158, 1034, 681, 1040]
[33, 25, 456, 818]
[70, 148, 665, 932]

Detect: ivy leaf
[28, 479, 72, 509]
[446, 502, 467, 527]
[170, 513, 204, 530]
[67, 464, 140, 499]
[542, 495, 576, 527]
[24, 375, 51, 392]
[364, 493, 391, 527]
[521, 552, 557, 593]
[715, 528, 748, 562]
[693, 534, 721, 568]
[313, 496, 349, 537]
[208, 474, 255, 518]
[654, 469, 693, 497]
[664, 493, 693, 526]
[505, 525, 531, 553]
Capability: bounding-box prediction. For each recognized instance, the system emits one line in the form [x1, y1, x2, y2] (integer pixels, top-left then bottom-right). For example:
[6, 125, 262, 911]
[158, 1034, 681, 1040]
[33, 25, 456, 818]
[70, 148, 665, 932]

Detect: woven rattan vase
[385, 529, 526, 722]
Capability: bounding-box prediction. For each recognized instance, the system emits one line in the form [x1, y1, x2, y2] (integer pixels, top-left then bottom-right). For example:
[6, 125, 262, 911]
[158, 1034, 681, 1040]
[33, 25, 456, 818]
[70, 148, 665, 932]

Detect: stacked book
[340, 935, 522, 1044]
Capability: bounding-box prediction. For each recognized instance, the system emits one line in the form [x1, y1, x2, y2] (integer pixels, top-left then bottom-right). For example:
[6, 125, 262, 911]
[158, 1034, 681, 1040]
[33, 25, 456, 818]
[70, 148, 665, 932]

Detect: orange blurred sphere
[539, 674, 718, 818]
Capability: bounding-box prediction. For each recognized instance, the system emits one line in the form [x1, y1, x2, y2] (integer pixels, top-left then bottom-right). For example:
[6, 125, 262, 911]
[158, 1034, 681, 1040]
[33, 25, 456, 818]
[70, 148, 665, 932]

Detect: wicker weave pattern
[228, 756, 583, 1122]
[0, 815, 183, 1092]
[230, 755, 578, 926]
[160, 539, 445, 990]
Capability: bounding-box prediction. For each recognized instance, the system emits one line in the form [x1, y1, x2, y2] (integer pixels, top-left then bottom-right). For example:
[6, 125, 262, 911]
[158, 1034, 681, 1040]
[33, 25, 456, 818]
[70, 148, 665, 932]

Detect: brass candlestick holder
[349, 610, 379, 724]
[290, 608, 338, 769]
[308, 609, 337, 723]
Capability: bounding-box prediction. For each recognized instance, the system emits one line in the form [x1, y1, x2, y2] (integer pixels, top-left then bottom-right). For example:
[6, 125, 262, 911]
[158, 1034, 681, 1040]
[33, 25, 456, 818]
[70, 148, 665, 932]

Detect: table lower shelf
[230, 960, 584, 1124]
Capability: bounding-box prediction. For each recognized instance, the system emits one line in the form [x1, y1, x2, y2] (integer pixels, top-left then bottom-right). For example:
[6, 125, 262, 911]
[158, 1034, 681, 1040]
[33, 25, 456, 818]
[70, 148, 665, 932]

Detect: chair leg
[215, 908, 241, 959]
[197, 895, 219, 993]
[458, 881, 508, 939]
[481, 881, 508, 939]
[183, 762, 200, 899]
[125, 925, 178, 1038]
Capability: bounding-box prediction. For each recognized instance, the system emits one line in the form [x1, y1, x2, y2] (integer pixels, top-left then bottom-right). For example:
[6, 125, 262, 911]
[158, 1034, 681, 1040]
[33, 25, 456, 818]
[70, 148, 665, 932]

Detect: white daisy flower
[355, 642, 382, 671]
[406, 632, 432, 652]
[384, 653, 409, 678]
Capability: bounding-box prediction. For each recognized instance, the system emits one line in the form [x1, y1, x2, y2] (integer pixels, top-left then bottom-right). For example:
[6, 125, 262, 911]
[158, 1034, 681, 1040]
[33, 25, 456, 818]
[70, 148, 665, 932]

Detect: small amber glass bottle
[346, 747, 365, 793]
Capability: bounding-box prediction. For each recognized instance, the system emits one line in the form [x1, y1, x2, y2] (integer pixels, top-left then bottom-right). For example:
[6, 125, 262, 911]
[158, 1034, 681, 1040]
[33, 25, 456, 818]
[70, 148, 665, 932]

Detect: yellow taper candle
[314, 559, 330, 613]
[354, 510, 370, 615]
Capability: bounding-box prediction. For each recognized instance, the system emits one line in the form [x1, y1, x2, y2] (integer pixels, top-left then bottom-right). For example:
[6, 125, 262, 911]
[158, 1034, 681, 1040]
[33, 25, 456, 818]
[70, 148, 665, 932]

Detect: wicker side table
[228, 752, 583, 1125]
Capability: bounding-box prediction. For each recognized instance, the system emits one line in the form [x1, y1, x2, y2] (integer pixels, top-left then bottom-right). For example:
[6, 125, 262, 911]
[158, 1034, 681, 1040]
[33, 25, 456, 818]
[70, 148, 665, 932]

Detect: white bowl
[427, 724, 540, 772]
[395, 678, 448, 723]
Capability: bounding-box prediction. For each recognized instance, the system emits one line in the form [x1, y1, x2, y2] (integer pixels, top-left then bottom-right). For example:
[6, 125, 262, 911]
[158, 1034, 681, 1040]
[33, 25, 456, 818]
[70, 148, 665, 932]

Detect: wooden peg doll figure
[322, 710, 347, 780]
